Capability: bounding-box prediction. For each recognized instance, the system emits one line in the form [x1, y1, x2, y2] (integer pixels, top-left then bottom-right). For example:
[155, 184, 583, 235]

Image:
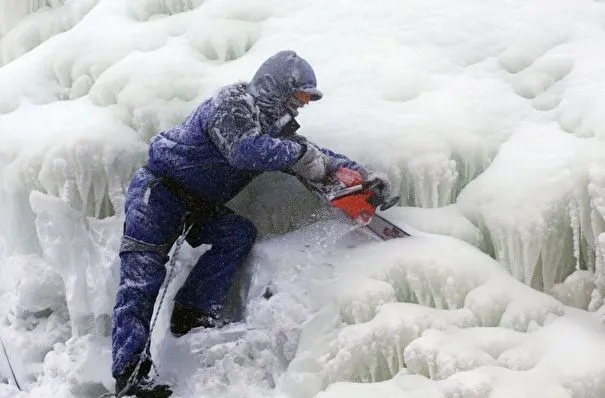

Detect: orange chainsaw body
[330, 168, 377, 225]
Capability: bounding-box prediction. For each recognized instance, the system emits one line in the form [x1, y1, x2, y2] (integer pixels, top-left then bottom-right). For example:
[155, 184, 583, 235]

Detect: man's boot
[114, 361, 172, 398]
[170, 302, 223, 337]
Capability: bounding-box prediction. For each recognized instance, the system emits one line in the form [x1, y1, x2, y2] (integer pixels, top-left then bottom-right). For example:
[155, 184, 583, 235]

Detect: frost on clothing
[111, 168, 257, 377]
[112, 50, 365, 379]
[206, 84, 305, 171]
[146, 83, 306, 204]
[249, 49, 323, 121]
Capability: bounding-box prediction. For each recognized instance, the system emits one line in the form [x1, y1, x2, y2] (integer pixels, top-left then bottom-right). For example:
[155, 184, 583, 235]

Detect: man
[111, 50, 391, 397]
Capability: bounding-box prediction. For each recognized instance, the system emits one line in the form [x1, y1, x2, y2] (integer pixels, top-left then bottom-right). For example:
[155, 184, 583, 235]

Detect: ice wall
[1, 1, 65, 36]
[0, 0, 99, 66]
[280, 234, 605, 398]
[0, 99, 146, 256]
[457, 126, 605, 297]
[31, 191, 122, 336]
[3, 0, 605, 291]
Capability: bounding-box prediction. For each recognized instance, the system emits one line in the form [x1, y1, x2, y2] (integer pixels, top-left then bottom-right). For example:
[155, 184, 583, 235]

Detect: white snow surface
[1, 0, 605, 397]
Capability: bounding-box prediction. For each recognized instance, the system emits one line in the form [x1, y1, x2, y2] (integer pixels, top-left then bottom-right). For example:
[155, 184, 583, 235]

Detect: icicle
[598, 233, 605, 295]
[430, 172, 440, 208]
[413, 173, 425, 208]
[74, 147, 93, 215]
[1, 0, 42, 36]
[396, 340, 405, 373]
[92, 172, 108, 218]
[578, 188, 596, 273]
[569, 197, 581, 270]
[505, 231, 520, 281]
[521, 235, 530, 285]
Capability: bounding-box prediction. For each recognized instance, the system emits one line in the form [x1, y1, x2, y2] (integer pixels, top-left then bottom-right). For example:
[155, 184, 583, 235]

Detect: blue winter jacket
[146, 52, 362, 206]
[145, 92, 361, 205]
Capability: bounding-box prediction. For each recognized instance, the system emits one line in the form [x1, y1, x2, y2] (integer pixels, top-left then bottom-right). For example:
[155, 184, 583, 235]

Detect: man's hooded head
[248, 50, 322, 124]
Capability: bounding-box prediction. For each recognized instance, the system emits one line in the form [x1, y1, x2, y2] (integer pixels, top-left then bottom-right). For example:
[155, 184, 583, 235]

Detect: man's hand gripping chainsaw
[307, 167, 399, 225]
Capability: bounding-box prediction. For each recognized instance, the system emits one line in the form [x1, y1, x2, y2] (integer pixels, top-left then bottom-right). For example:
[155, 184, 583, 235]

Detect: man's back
[146, 83, 260, 204]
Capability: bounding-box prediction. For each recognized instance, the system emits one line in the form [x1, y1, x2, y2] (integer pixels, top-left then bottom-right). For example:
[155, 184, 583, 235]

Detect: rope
[0, 335, 21, 391]
[101, 222, 194, 398]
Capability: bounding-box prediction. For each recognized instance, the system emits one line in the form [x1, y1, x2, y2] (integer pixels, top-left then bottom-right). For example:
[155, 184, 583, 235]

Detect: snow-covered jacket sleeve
[286, 132, 366, 174]
[207, 96, 305, 171]
[275, 118, 366, 174]
[318, 147, 366, 173]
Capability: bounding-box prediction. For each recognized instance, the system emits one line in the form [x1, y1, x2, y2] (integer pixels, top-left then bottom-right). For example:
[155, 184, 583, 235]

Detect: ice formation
[280, 232, 605, 398]
[0, 1, 99, 66]
[457, 126, 605, 293]
[1, 0, 605, 397]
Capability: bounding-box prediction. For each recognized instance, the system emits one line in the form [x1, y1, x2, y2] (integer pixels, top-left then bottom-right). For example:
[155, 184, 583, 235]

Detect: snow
[457, 125, 602, 291]
[1, 0, 605, 397]
[313, 312, 605, 398]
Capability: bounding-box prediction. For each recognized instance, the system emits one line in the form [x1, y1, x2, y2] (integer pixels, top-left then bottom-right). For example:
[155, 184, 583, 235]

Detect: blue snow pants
[111, 168, 257, 377]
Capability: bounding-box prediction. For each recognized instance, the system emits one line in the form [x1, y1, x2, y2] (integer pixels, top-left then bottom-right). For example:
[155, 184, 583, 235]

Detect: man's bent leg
[173, 213, 257, 320]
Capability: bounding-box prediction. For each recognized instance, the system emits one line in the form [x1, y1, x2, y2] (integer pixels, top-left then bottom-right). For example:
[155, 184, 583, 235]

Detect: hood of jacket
[248, 50, 322, 125]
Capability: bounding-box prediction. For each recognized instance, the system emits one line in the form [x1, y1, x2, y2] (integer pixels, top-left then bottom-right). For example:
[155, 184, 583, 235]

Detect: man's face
[292, 91, 312, 108]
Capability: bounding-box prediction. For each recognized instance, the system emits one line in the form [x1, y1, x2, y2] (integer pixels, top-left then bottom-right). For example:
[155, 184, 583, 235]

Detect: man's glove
[365, 170, 392, 202]
[290, 144, 330, 182]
